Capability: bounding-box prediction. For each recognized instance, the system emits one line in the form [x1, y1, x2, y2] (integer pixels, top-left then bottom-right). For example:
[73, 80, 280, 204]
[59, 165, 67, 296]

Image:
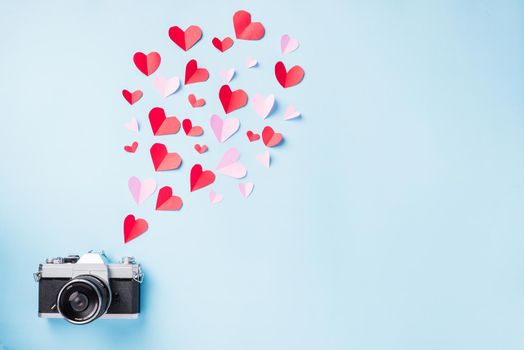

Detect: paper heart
[262, 126, 283, 147]
[212, 37, 234, 52]
[275, 61, 304, 88]
[284, 105, 301, 120]
[209, 190, 223, 204]
[281, 34, 300, 55]
[124, 118, 139, 132]
[128, 176, 157, 205]
[190, 164, 215, 192]
[168, 25, 202, 51]
[216, 147, 247, 179]
[156, 186, 183, 211]
[246, 130, 260, 142]
[233, 10, 265, 40]
[251, 94, 275, 119]
[194, 144, 208, 154]
[149, 107, 180, 135]
[220, 68, 235, 83]
[124, 141, 138, 153]
[133, 51, 161, 76]
[123, 215, 148, 243]
[152, 75, 180, 98]
[150, 143, 182, 171]
[122, 89, 143, 105]
[238, 182, 254, 198]
[182, 119, 203, 136]
[256, 151, 270, 168]
[246, 57, 258, 68]
[188, 94, 206, 108]
[185, 59, 209, 85]
[210, 114, 239, 143]
[219, 84, 248, 114]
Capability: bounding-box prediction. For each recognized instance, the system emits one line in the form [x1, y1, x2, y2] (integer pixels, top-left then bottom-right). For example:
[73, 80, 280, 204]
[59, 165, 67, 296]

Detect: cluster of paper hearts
[122, 9, 304, 244]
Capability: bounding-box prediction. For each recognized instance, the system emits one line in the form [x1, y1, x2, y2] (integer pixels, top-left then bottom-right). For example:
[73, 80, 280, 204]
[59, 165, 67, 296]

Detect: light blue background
[1, 0, 523, 349]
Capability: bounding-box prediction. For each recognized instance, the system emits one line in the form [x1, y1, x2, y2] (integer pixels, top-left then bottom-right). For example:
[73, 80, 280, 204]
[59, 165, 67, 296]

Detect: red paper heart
[133, 51, 161, 76]
[246, 130, 260, 142]
[182, 119, 204, 136]
[212, 37, 234, 52]
[219, 84, 248, 114]
[233, 10, 265, 40]
[188, 94, 206, 107]
[123, 214, 148, 243]
[150, 143, 182, 171]
[149, 107, 180, 135]
[190, 164, 215, 192]
[185, 59, 209, 85]
[124, 141, 138, 153]
[122, 89, 143, 105]
[168, 25, 202, 51]
[275, 61, 305, 88]
[194, 144, 208, 154]
[262, 126, 283, 147]
[155, 186, 183, 211]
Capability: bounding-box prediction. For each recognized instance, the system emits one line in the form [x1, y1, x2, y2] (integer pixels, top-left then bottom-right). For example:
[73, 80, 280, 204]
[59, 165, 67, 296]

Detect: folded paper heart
[185, 59, 209, 85]
[190, 164, 215, 192]
[246, 130, 260, 142]
[209, 190, 223, 204]
[281, 34, 299, 55]
[246, 57, 258, 68]
[128, 176, 157, 205]
[152, 75, 180, 98]
[124, 141, 138, 153]
[156, 186, 183, 211]
[133, 51, 161, 76]
[238, 182, 254, 198]
[182, 119, 203, 136]
[216, 147, 247, 178]
[233, 10, 265, 40]
[256, 151, 270, 168]
[123, 215, 148, 243]
[210, 114, 239, 143]
[150, 143, 182, 171]
[168, 25, 202, 51]
[284, 105, 301, 120]
[122, 89, 143, 105]
[251, 94, 275, 119]
[212, 37, 234, 52]
[188, 94, 206, 107]
[262, 126, 283, 147]
[194, 144, 208, 154]
[124, 118, 139, 132]
[275, 61, 305, 88]
[220, 68, 235, 83]
[219, 84, 248, 114]
[149, 107, 180, 135]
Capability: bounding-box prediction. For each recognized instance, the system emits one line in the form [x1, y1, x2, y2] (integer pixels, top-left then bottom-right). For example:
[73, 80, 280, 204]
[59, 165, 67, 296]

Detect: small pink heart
[124, 118, 139, 132]
[210, 114, 240, 143]
[284, 105, 301, 120]
[152, 75, 180, 98]
[220, 68, 235, 83]
[216, 147, 247, 179]
[128, 176, 157, 205]
[238, 182, 254, 198]
[256, 151, 270, 168]
[251, 94, 275, 119]
[209, 190, 223, 204]
[246, 57, 258, 68]
[280, 34, 299, 55]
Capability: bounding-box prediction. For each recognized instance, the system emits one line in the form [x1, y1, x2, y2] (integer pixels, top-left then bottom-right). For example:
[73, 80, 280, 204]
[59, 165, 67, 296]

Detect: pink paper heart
[220, 68, 235, 83]
[246, 57, 258, 68]
[251, 94, 275, 119]
[280, 34, 299, 55]
[256, 151, 270, 168]
[216, 147, 247, 178]
[128, 176, 157, 205]
[284, 105, 301, 120]
[210, 114, 240, 143]
[209, 190, 223, 204]
[152, 75, 180, 98]
[238, 182, 254, 198]
[124, 118, 139, 132]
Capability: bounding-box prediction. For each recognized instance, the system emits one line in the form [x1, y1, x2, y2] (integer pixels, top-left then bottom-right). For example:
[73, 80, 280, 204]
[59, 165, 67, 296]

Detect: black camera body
[35, 252, 143, 324]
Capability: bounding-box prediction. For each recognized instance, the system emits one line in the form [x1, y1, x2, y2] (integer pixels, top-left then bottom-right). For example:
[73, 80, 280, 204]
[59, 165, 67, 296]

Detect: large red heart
[190, 164, 215, 192]
[246, 130, 260, 142]
[275, 61, 305, 88]
[219, 84, 248, 114]
[233, 10, 265, 40]
[188, 94, 205, 107]
[122, 89, 143, 105]
[182, 119, 203, 136]
[150, 143, 182, 171]
[212, 37, 234, 52]
[185, 59, 209, 85]
[149, 107, 180, 135]
[133, 51, 161, 76]
[123, 214, 148, 243]
[124, 141, 138, 153]
[262, 126, 283, 147]
[156, 186, 183, 211]
[168, 25, 202, 51]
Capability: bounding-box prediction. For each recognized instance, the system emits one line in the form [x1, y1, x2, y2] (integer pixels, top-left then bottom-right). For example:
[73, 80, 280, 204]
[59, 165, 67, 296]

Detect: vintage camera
[34, 251, 143, 325]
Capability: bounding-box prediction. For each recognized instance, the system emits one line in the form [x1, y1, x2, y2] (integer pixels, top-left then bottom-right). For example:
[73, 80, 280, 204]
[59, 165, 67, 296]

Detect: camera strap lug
[33, 271, 42, 282]
[133, 265, 144, 284]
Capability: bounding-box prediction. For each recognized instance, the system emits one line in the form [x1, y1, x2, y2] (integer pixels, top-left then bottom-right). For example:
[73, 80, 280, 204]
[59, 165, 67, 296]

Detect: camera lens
[57, 275, 111, 325]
